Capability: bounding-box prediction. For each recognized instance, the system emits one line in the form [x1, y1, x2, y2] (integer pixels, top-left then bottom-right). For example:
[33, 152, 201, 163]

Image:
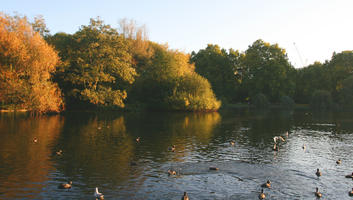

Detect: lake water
[1, 109, 353, 199]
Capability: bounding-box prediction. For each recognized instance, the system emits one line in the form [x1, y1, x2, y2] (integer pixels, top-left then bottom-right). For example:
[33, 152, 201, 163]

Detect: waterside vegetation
[1, 13, 353, 113]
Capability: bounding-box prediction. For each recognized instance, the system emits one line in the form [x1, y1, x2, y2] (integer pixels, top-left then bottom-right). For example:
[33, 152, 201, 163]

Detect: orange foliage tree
[0, 13, 63, 113]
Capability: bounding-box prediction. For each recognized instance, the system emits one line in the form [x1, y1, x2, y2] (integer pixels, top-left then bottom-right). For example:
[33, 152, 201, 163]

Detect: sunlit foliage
[0, 13, 63, 113]
[48, 18, 137, 109]
[130, 43, 220, 111]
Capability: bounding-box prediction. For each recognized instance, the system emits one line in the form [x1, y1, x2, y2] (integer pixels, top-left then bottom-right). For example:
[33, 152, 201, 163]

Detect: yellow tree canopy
[0, 13, 63, 113]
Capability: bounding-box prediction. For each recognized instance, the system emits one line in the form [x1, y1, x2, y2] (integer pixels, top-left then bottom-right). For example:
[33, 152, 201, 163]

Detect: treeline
[0, 14, 220, 113]
[191, 42, 353, 110]
[1, 13, 352, 113]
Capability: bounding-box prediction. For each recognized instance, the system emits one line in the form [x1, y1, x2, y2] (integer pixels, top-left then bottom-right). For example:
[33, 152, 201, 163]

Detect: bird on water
[315, 187, 322, 198]
[349, 188, 353, 196]
[58, 181, 72, 189]
[181, 192, 189, 200]
[345, 172, 353, 178]
[258, 189, 265, 199]
[316, 168, 322, 177]
[94, 187, 104, 200]
[261, 180, 271, 189]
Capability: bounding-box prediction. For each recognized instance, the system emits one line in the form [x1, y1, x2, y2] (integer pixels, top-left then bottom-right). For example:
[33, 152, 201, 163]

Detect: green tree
[294, 62, 331, 104]
[327, 51, 353, 102]
[48, 18, 137, 109]
[190, 44, 240, 102]
[337, 75, 353, 108]
[240, 39, 296, 103]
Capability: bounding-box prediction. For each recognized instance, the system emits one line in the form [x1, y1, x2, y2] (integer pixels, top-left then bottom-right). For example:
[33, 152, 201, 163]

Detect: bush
[166, 73, 221, 111]
[280, 96, 295, 109]
[252, 93, 269, 108]
[310, 90, 332, 110]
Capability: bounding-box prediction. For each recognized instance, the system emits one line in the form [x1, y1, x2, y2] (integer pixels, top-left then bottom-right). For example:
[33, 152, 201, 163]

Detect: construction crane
[293, 42, 306, 67]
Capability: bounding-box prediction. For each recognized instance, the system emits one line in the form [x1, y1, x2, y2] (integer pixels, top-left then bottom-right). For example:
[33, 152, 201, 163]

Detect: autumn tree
[0, 13, 63, 113]
[118, 18, 153, 73]
[130, 43, 220, 111]
[48, 18, 137, 109]
[31, 15, 50, 38]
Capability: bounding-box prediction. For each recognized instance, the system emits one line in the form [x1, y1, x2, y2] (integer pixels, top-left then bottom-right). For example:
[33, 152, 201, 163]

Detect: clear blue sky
[2, 0, 352, 68]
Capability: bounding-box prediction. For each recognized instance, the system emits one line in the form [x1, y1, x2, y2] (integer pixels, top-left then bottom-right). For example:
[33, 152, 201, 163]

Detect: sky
[2, 0, 352, 68]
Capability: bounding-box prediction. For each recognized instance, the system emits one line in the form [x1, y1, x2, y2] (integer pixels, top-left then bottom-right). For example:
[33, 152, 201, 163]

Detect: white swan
[94, 187, 104, 199]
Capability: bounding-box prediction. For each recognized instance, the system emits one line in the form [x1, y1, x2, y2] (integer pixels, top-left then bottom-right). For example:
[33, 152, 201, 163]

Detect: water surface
[1, 109, 353, 199]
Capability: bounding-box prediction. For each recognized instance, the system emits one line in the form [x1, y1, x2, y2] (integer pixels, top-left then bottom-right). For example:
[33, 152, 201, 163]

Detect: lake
[1, 109, 353, 199]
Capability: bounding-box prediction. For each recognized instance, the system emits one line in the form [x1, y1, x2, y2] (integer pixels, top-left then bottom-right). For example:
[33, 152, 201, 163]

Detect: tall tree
[294, 62, 331, 104]
[327, 51, 353, 102]
[240, 39, 296, 103]
[0, 13, 63, 113]
[31, 15, 50, 38]
[190, 44, 240, 102]
[48, 18, 137, 109]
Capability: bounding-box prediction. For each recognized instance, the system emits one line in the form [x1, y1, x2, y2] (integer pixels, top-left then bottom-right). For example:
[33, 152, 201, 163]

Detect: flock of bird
[268, 131, 353, 199]
[32, 137, 105, 199]
[32, 129, 353, 199]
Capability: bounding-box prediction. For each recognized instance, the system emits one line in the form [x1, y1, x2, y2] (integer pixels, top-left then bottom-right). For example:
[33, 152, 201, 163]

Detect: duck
[261, 180, 271, 188]
[345, 172, 353, 178]
[258, 189, 265, 199]
[315, 187, 322, 198]
[273, 143, 279, 151]
[94, 187, 104, 200]
[230, 141, 235, 146]
[273, 136, 285, 143]
[316, 169, 322, 177]
[168, 169, 177, 176]
[349, 188, 353, 196]
[209, 167, 219, 170]
[58, 181, 72, 189]
[336, 159, 341, 165]
[181, 191, 189, 200]
[33, 137, 38, 143]
[168, 145, 176, 152]
[56, 150, 63, 156]
[136, 137, 140, 143]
